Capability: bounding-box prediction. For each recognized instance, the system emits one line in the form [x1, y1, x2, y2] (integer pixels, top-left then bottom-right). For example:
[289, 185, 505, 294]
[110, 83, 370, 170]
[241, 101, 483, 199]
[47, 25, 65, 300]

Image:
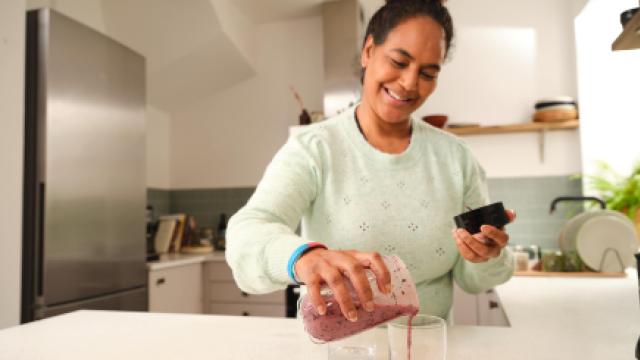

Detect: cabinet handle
[489, 300, 499, 309]
[242, 311, 250, 316]
[241, 291, 249, 298]
[156, 278, 166, 286]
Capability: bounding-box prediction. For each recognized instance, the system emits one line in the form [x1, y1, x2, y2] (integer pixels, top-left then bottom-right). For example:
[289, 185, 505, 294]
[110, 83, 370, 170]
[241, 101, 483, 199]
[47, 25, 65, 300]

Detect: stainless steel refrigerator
[22, 8, 148, 323]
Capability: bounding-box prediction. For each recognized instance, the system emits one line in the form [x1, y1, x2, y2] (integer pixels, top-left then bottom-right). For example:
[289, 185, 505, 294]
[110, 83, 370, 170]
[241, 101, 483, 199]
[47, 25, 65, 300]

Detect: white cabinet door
[453, 285, 510, 326]
[149, 263, 203, 314]
[203, 261, 285, 317]
[477, 289, 510, 327]
[452, 283, 478, 325]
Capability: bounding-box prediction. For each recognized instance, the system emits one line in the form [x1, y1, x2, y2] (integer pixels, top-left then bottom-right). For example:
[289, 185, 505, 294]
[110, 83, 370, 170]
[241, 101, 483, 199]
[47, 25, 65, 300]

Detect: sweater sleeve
[452, 144, 514, 294]
[225, 133, 322, 294]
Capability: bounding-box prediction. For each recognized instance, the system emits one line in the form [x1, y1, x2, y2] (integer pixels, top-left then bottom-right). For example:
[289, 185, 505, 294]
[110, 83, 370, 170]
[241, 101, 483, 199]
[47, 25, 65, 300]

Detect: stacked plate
[533, 96, 578, 123]
[559, 210, 637, 272]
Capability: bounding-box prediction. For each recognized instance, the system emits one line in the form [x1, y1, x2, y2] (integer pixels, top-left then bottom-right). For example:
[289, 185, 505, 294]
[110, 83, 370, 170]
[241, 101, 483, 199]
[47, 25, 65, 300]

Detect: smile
[384, 87, 415, 103]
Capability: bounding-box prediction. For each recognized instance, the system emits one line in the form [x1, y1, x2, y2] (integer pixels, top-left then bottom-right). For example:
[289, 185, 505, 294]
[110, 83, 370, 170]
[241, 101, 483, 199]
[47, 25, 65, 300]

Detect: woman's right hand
[294, 249, 392, 322]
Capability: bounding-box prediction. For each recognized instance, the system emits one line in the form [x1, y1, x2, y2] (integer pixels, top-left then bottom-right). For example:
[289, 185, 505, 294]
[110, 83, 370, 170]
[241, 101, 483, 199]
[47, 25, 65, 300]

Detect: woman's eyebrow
[391, 48, 441, 71]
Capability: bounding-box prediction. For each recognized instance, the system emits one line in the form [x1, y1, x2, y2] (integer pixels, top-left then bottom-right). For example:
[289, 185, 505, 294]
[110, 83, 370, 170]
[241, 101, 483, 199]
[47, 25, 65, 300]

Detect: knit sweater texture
[226, 106, 514, 318]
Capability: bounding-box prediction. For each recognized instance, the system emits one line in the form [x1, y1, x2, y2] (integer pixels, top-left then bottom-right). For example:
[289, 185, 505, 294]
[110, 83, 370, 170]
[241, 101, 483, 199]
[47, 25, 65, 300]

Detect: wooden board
[445, 119, 579, 136]
[514, 270, 626, 278]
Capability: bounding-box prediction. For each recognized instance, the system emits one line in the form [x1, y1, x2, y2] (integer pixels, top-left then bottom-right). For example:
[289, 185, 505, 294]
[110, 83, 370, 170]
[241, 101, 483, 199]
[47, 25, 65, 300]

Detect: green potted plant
[586, 161, 640, 236]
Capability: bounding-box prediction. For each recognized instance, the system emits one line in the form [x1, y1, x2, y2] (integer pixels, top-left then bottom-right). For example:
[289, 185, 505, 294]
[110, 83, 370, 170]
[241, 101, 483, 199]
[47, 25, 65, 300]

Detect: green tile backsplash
[147, 188, 171, 219]
[169, 187, 255, 229]
[487, 176, 583, 250]
[147, 175, 582, 250]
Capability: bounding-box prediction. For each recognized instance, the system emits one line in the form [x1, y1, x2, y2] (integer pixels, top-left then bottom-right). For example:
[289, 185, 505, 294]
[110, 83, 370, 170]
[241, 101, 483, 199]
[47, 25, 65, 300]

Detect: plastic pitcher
[300, 255, 419, 343]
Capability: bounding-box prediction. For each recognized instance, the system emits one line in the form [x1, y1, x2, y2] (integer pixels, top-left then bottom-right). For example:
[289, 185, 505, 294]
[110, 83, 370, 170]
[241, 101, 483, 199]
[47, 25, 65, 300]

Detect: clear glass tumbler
[327, 328, 377, 360]
[387, 314, 446, 360]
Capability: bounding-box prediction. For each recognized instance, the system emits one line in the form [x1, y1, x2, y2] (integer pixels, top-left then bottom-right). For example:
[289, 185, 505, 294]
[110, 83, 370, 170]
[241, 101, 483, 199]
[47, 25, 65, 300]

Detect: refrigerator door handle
[37, 181, 45, 296]
[35, 181, 46, 319]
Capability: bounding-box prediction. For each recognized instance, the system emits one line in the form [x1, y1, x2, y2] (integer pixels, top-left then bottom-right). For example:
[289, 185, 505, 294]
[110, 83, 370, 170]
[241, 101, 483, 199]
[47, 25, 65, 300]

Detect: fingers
[296, 249, 392, 322]
[305, 278, 327, 316]
[453, 229, 485, 262]
[350, 251, 392, 294]
[333, 253, 374, 314]
[319, 265, 358, 322]
[479, 225, 509, 247]
[506, 209, 516, 224]
[453, 228, 502, 263]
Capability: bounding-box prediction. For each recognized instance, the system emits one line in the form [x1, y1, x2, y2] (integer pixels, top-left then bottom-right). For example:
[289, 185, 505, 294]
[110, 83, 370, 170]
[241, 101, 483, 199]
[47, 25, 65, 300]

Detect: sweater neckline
[342, 105, 422, 167]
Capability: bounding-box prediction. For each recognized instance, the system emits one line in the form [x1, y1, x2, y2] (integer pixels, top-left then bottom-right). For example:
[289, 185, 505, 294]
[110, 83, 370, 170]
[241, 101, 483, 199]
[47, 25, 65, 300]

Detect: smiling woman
[226, 0, 515, 328]
[357, 15, 445, 153]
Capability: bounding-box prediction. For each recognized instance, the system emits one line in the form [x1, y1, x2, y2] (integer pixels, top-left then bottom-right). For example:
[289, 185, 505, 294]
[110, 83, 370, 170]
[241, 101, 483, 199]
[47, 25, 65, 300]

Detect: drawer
[208, 302, 285, 317]
[209, 282, 285, 304]
[205, 261, 233, 281]
[148, 263, 203, 313]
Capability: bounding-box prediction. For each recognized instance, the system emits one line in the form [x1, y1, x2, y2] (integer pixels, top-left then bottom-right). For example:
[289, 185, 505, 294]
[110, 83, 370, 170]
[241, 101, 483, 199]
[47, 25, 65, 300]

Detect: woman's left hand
[453, 209, 516, 263]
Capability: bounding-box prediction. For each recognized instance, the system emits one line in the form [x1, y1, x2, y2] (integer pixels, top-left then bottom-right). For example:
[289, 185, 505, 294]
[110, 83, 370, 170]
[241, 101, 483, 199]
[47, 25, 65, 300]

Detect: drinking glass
[387, 314, 446, 360]
[327, 328, 377, 360]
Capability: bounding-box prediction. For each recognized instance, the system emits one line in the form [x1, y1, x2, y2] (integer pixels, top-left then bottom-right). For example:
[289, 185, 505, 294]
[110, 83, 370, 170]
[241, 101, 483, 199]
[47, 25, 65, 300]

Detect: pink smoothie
[302, 299, 418, 343]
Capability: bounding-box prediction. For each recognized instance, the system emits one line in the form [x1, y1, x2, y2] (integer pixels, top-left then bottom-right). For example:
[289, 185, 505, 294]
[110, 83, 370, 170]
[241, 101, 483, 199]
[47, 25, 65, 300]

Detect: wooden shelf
[613, 10, 640, 51]
[445, 119, 579, 136]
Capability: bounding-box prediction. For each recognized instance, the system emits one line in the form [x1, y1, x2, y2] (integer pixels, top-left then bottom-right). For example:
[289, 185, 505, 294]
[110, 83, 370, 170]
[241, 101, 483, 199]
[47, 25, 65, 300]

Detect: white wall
[146, 106, 172, 189]
[462, 131, 582, 178]
[420, 0, 583, 125]
[0, 0, 26, 329]
[575, 0, 640, 188]
[170, 16, 324, 188]
[210, 0, 257, 69]
[413, 0, 587, 178]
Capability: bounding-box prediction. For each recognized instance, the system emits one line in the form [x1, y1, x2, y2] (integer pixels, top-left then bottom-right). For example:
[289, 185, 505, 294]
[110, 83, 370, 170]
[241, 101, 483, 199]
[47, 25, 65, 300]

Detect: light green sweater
[226, 106, 514, 318]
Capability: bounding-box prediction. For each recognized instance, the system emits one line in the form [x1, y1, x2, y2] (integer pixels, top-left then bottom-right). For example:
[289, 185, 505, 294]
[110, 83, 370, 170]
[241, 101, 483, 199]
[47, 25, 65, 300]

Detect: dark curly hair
[361, 0, 454, 82]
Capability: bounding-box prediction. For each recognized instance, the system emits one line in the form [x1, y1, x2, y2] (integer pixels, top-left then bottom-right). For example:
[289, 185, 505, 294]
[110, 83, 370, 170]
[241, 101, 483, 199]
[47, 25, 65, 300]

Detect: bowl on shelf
[621, 7, 639, 28]
[422, 114, 448, 128]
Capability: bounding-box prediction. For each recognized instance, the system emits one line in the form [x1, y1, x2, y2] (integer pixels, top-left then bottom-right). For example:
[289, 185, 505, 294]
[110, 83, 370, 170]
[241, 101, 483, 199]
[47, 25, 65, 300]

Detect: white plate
[559, 210, 630, 252]
[575, 215, 637, 272]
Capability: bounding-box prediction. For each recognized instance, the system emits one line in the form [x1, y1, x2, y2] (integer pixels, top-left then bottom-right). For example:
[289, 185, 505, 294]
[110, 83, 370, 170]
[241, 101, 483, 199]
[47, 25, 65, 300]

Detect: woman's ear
[361, 35, 375, 68]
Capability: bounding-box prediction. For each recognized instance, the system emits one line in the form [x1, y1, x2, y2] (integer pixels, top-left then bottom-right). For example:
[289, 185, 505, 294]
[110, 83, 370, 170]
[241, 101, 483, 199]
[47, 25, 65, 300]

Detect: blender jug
[300, 255, 419, 343]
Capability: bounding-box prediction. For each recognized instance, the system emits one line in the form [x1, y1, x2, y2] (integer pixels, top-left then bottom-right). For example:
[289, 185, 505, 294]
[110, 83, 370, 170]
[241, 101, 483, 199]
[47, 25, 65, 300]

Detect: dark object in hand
[453, 202, 509, 234]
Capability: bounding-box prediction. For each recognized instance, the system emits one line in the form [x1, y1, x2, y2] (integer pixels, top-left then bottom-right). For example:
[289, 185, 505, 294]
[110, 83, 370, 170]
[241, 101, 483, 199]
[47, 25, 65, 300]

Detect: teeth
[387, 88, 410, 101]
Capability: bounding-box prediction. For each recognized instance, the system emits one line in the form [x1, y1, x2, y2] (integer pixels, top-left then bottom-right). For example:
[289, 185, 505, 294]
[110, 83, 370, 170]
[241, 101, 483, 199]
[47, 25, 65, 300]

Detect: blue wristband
[287, 242, 327, 284]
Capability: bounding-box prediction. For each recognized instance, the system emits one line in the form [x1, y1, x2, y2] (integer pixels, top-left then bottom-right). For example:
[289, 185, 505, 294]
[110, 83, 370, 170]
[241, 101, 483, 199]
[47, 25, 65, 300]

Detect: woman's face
[360, 16, 445, 124]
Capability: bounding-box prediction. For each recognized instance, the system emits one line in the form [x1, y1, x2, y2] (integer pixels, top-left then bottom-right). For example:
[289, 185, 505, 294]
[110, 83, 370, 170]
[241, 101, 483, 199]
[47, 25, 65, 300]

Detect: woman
[226, 0, 515, 323]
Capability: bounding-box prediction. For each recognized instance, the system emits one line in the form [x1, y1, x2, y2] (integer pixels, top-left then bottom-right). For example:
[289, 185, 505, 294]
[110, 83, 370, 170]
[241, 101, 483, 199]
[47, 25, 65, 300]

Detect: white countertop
[1, 270, 638, 359]
[147, 251, 226, 271]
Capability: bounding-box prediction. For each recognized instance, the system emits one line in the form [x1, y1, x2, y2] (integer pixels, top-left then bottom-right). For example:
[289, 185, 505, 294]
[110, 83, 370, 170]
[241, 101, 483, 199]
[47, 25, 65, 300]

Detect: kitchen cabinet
[148, 263, 203, 313]
[453, 284, 509, 326]
[204, 261, 286, 317]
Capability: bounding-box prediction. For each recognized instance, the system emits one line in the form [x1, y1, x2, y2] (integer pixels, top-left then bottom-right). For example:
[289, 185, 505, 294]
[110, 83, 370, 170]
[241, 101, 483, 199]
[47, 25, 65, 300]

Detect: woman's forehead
[382, 16, 445, 62]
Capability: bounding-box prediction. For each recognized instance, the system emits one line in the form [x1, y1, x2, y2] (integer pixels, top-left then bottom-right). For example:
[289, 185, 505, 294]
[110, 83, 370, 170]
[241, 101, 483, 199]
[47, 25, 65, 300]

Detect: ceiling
[30, 0, 385, 113]
[233, 0, 330, 23]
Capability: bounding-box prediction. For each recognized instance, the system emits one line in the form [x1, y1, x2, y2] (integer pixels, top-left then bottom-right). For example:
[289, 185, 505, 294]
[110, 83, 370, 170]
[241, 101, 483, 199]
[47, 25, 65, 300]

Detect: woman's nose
[398, 69, 418, 93]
